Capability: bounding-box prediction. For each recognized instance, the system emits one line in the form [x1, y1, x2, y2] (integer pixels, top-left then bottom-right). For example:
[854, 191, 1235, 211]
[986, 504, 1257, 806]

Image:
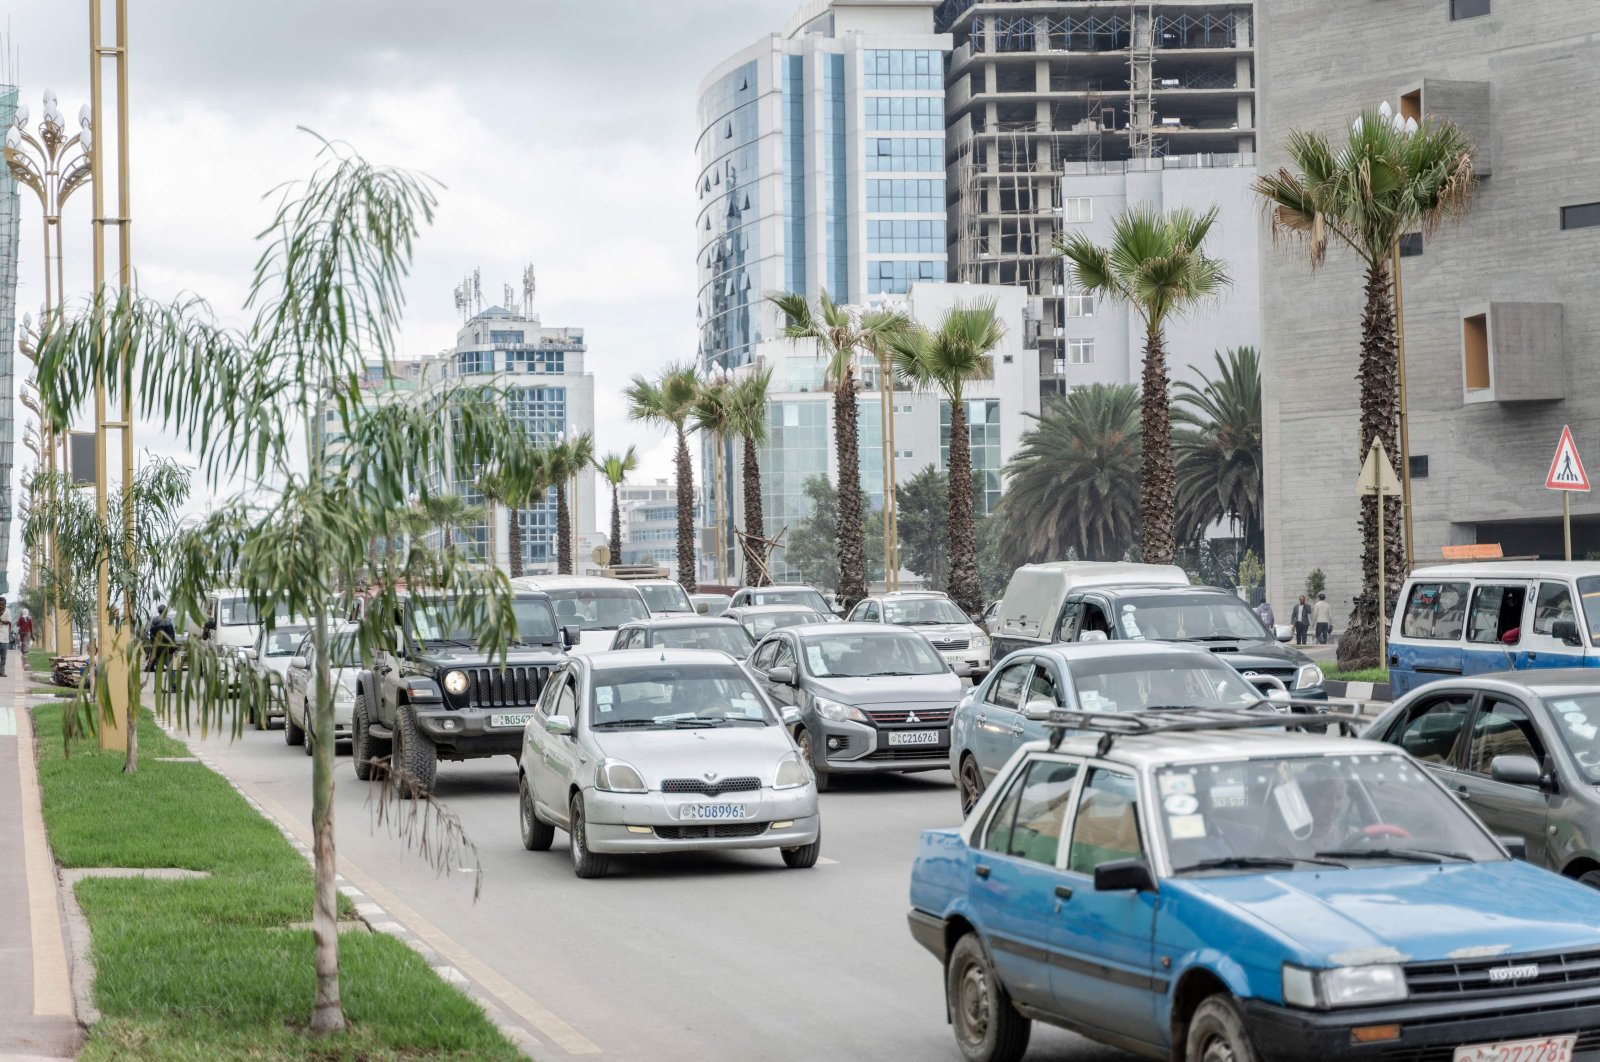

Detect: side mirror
[1490, 754, 1545, 788]
[243, 648, 258, 661]
[1553, 618, 1584, 647]
[289, 656, 307, 670]
[544, 715, 573, 736]
[781, 706, 802, 726]
[767, 665, 796, 686]
[1498, 835, 1529, 861]
[1077, 630, 1108, 643]
[562, 625, 581, 650]
[696, 602, 709, 614]
[951, 661, 973, 678]
[1023, 696, 1056, 721]
[1276, 627, 1292, 644]
[1093, 859, 1156, 893]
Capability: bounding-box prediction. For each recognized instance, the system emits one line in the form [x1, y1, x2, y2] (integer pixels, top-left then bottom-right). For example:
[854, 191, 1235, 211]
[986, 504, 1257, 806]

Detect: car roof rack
[1045, 706, 1371, 756]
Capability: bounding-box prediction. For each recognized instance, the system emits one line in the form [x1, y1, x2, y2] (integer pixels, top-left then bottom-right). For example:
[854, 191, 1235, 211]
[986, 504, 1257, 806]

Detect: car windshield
[264, 625, 310, 656]
[588, 666, 774, 728]
[751, 588, 830, 613]
[548, 588, 649, 631]
[1538, 691, 1600, 782]
[801, 632, 947, 678]
[884, 598, 968, 625]
[743, 609, 827, 640]
[1578, 577, 1600, 643]
[408, 596, 560, 645]
[326, 636, 359, 668]
[651, 624, 755, 659]
[1161, 752, 1504, 874]
[637, 583, 694, 614]
[1068, 653, 1266, 712]
[1111, 594, 1270, 642]
[694, 596, 730, 616]
[217, 597, 293, 627]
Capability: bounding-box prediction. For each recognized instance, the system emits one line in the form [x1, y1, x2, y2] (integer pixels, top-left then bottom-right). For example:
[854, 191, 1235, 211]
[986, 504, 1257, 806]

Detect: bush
[1305, 567, 1326, 599]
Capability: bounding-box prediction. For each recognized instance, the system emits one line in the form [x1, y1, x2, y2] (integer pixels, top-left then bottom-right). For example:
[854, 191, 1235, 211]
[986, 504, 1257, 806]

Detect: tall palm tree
[889, 301, 1002, 616]
[546, 432, 594, 575]
[1256, 106, 1475, 665]
[691, 376, 735, 584]
[1000, 384, 1142, 566]
[626, 362, 700, 591]
[766, 289, 909, 609]
[596, 446, 638, 566]
[1173, 347, 1264, 556]
[726, 365, 772, 585]
[1058, 205, 1230, 567]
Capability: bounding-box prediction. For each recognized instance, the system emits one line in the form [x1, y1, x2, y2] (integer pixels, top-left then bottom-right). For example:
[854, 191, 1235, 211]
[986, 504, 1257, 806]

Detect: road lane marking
[0, 707, 15, 735]
[818, 856, 840, 865]
[15, 707, 75, 1017]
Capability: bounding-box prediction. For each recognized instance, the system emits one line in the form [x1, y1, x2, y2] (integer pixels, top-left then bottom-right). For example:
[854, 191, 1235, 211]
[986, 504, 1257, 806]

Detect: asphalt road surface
[189, 723, 1138, 1062]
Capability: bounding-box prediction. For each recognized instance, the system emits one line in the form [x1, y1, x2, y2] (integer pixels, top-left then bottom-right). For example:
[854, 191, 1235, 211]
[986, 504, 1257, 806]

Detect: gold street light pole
[6, 93, 93, 656]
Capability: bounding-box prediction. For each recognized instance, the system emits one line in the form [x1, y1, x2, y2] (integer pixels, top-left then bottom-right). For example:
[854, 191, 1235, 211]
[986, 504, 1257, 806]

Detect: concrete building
[616, 479, 688, 574]
[937, 0, 1257, 395]
[1258, 0, 1599, 614]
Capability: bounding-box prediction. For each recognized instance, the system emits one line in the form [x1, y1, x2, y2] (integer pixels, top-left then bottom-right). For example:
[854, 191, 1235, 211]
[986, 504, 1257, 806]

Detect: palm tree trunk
[742, 433, 767, 586]
[508, 509, 524, 579]
[1338, 263, 1406, 669]
[308, 606, 344, 1034]
[834, 370, 866, 608]
[946, 395, 982, 616]
[1139, 326, 1177, 566]
[674, 425, 698, 592]
[556, 485, 572, 575]
[609, 483, 622, 564]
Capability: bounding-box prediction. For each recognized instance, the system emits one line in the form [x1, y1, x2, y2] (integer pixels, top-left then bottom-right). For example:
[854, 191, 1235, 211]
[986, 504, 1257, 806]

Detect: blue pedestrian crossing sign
[1546, 425, 1591, 492]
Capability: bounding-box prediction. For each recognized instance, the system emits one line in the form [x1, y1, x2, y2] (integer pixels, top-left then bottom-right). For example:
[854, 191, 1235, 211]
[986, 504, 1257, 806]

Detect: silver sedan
[518, 649, 822, 878]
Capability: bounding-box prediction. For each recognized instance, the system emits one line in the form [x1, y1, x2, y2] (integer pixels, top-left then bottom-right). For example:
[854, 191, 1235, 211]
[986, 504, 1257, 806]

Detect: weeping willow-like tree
[36, 138, 528, 1036]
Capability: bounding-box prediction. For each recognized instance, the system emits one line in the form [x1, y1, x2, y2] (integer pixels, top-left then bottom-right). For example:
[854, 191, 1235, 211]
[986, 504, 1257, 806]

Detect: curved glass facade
[696, 61, 763, 371]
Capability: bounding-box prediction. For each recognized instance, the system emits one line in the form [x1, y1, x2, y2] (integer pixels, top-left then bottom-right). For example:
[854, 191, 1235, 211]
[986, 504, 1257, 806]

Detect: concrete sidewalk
[0, 667, 83, 1060]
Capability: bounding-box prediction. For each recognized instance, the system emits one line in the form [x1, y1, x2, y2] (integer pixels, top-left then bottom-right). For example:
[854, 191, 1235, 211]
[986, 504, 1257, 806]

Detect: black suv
[352, 591, 576, 795]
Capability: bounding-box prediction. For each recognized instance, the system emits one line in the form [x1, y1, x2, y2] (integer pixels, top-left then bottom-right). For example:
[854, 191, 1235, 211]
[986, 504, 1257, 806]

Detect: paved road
[189, 722, 1137, 1062]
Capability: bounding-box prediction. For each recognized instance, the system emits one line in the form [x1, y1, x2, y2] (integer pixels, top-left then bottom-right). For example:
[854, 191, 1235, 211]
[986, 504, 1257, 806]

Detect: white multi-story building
[616, 479, 684, 574]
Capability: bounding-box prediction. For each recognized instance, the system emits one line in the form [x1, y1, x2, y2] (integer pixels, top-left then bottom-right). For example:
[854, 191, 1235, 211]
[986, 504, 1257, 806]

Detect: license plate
[489, 713, 532, 728]
[678, 803, 748, 821]
[1454, 1035, 1576, 1062]
[888, 730, 940, 747]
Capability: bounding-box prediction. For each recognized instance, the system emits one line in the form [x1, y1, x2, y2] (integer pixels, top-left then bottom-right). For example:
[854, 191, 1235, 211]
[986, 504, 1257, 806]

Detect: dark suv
[353, 592, 575, 796]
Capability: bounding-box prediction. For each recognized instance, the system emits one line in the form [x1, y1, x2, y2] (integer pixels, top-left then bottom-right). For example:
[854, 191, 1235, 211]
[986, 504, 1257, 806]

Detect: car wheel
[780, 826, 821, 869]
[1580, 870, 1600, 889]
[392, 705, 438, 799]
[1186, 995, 1259, 1062]
[284, 706, 305, 747]
[959, 755, 986, 816]
[304, 728, 314, 757]
[352, 691, 386, 782]
[946, 933, 1030, 1062]
[568, 793, 610, 879]
[520, 775, 555, 851]
[795, 728, 830, 792]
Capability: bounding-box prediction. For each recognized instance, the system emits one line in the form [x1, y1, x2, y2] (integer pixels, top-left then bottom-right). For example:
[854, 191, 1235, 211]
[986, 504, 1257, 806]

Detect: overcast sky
[3, 0, 799, 584]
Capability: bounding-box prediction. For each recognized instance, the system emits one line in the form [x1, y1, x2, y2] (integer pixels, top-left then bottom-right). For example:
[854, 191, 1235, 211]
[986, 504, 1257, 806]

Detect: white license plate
[678, 803, 748, 821]
[1454, 1035, 1576, 1062]
[489, 713, 532, 728]
[888, 730, 940, 747]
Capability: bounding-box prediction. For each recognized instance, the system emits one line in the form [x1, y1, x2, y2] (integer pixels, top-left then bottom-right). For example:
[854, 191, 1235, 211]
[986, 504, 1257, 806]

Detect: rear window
[1399, 581, 1468, 640]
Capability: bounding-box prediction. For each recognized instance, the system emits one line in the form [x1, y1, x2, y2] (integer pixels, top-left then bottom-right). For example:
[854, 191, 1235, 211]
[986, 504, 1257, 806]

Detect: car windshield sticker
[596, 687, 614, 713]
[806, 646, 826, 673]
[1120, 606, 1141, 638]
[1079, 689, 1106, 711]
[1168, 814, 1206, 839]
[1159, 772, 1195, 797]
[1272, 771, 1314, 839]
[731, 695, 763, 718]
[1209, 783, 1247, 809]
[1164, 794, 1199, 816]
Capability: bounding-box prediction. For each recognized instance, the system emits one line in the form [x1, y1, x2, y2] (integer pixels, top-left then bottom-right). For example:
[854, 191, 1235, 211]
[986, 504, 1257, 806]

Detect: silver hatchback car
[518, 649, 822, 878]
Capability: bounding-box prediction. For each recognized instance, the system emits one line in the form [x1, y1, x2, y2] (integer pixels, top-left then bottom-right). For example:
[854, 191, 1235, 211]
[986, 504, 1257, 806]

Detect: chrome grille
[459, 666, 552, 709]
[864, 708, 952, 726]
[866, 745, 949, 762]
[1405, 947, 1600, 1000]
[929, 637, 970, 651]
[661, 777, 761, 797]
[655, 822, 769, 840]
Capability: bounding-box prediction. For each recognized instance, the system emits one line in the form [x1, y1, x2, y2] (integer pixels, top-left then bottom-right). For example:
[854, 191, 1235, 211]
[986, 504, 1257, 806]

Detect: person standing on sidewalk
[0, 599, 15, 676]
[1291, 596, 1312, 646]
[147, 604, 177, 691]
[1312, 592, 1333, 645]
[17, 610, 32, 655]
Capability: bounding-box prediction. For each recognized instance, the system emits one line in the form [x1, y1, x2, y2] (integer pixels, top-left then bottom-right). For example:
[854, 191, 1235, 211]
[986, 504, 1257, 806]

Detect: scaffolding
[0, 86, 17, 594]
[1128, 0, 1157, 161]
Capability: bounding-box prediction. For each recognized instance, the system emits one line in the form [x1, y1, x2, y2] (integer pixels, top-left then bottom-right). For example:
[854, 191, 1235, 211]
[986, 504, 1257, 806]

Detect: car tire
[352, 691, 386, 782]
[520, 775, 555, 851]
[780, 827, 821, 869]
[958, 754, 986, 816]
[568, 793, 610, 879]
[392, 705, 438, 799]
[284, 706, 305, 747]
[1186, 994, 1260, 1062]
[946, 933, 1030, 1062]
[304, 728, 314, 757]
[1580, 870, 1600, 889]
[795, 728, 830, 792]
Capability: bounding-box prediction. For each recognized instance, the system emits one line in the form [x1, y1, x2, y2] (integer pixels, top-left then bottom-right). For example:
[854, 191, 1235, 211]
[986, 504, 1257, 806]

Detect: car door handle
[974, 864, 992, 879]
[1456, 788, 1472, 801]
[1054, 884, 1073, 900]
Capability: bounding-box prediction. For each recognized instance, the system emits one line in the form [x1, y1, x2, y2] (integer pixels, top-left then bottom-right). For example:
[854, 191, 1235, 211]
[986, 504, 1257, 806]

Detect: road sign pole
[1377, 497, 1387, 664]
[1566, 490, 1573, 562]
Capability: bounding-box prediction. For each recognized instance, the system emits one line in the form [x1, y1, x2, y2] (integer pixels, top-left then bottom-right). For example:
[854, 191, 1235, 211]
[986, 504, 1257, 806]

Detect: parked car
[241, 617, 321, 730]
[517, 648, 821, 878]
[847, 591, 993, 677]
[1366, 668, 1600, 886]
[991, 561, 1190, 658]
[282, 623, 362, 754]
[750, 622, 963, 790]
[728, 583, 834, 616]
[630, 578, 695, 618]
[951, 642, 1285, 812]
[191, 588, 290, 692]
[909, 708, 1600, 1062]
[723, 604, 832, 642]
[609, 616, 756, 660]
[1389, 562, 1600, 697]
[510, 575, 650, 655]
[690, 592, 732, 617]
[980, 601, 1001, 637]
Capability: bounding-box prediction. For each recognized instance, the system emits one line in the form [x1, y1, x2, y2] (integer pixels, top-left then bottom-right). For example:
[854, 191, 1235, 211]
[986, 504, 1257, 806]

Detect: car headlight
[441, 669, 469, 696]
[594, 759, 648, 793]
[334, 684, 355, 704]
[1294, 663, 1325, 690]
[1282, 963, 1407, 1009]
[969, 629, 990, 648]
[813, 696, 869, 724]
[774, 753, 810, 789]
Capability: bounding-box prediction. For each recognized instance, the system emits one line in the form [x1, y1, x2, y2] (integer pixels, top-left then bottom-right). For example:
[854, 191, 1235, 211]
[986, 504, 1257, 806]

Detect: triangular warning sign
[1546, 425, 1592, 492]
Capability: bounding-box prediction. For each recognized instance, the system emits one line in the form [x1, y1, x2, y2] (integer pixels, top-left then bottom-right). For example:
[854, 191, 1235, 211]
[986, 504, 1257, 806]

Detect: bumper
[814, 717, 951, 774]
[1242, 992, 1600, 1061]
[908, 909, 947, 962]
[414, 707, 525, 757]
[583, 785, 820, 853]
[939, 646, 992, 676]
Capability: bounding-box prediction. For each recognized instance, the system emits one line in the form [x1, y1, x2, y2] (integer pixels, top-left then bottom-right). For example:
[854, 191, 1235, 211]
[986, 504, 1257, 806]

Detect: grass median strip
[31, 704, 524, 1061]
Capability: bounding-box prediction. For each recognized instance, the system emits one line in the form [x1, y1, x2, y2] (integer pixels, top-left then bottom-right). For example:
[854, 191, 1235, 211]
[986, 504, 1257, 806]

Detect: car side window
[1026, 665, 1059, 708]
[996, 760, 1080, 865]
[750, 640, 776, 670]
[980, 770, 1027, 855]
[1387, 694, 1472, 764]
[1068, 768, 1145, 875]
[1466, 583, 1528, 646]
[537, 666, 567, 717]
[1533, 582, 1578, 637]
[556, 680, 579, 725]
[772, 639, 797, 671]
[1401, 581, 1469, 640]
[1081, 601, 1114, 638]
[1466, 698, 1546, 776]
[1054, 600, 1082, 643]
[862, 602, 881, 622]
[986, 662, 1031, 710]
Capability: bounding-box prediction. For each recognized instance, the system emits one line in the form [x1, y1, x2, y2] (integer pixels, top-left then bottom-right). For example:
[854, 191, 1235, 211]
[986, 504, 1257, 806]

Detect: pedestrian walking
[1312, 592, 1333, 645]
[1256, 598, 1276, 629]
[0, 599, 15, 677]
[147, 604, 177, 691]
[16, 610, 32, 655]
[1291, 595, 1312, 647]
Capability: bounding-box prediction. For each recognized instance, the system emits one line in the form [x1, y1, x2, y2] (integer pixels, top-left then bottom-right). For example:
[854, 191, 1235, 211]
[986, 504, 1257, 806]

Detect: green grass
[28, 647, 51, 672]
[31, 705, 523, 1061]
[1323, 665, 1390, 685]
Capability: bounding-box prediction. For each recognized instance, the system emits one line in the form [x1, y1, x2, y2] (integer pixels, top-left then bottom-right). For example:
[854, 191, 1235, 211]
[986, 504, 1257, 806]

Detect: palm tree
[1000, 384, 1142, 566]
[477, 444, 549, 578]
[1058, 205, 1230, 567]
[1256, 106, 1475, 665]
[766, 289, 909, 608]
[546, 432, 594, 575]
[889, 302, 1002, 616]
[596, 446, 638, 566]
[626, 363, 700, 591]
[726, 365, 772, 585]
[691, 376, 735, 584]
[1173, 347, 1263, 556]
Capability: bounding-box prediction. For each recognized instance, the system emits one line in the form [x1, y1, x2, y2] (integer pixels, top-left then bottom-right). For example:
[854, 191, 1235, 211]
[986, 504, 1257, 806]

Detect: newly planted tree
[626, 363, 700, 590]
[596, 446, 638, 564]
[727, 366, 772, 584]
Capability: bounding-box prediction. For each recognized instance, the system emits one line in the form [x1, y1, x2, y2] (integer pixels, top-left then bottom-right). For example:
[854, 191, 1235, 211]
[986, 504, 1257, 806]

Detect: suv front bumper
[414, 707, 526, 758]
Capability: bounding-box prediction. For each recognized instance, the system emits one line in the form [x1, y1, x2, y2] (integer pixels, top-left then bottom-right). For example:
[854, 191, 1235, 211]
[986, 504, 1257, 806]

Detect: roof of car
[726, 603, 824, 615]
[739, 584, 821, 593]
[589, 648, 748, 670]
[1094, 584, 1238, 600]
[511, 575, 640, 591]
[876, 590, 948, 600]
[629, 578, 685, 587]
[690, 592, 731, 601]
[620, 616, 746, 631]
[1033, 727, 1393, 770]
[791, 621, 912, 638]
[1012, 641, 1229, 664]
[1411, 561, 1600, 580]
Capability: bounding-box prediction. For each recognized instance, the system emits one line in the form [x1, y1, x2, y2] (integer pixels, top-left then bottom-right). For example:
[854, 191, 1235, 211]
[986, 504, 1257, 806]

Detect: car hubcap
[520, 787, 531, 842]
[1202, 1034, 1235, 1062]
[957, 962, 990, 1045]
[571, 805, 584, 863]
[961, 760, 981, 809]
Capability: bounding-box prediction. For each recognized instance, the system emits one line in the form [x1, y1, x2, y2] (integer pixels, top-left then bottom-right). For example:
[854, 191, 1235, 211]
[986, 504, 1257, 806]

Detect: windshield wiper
[1314, 847, 1474, 864]
[1173, 855, 1346, 873]
[671, 718, 720, 728]
[591, 719, 665, 730]
[422, 637, 476, 648]
[1181, 635, 1248, 642]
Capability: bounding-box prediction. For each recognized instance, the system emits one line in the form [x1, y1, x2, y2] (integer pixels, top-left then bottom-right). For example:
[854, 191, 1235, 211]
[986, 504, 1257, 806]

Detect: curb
[1324, 679, 1393, 706]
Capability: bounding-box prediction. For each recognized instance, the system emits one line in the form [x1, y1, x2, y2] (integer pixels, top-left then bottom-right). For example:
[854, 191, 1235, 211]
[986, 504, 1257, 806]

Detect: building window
[1398, 232, 1424, 258]
[866, 179, 946, 213]
[1561, 203, 1600, 231]
[1067, 339, 1094, 365]
[1066, 293, 1096, 317]
[455, 350, 494, 375]
[865, 96, 944, 131]
[489, 330, 524, 345]
[1449, 0, 1489, 19]
[826, 54, 849, 299]
[1462, 313, 1489, 392]
[869, 259, 946, 294]
[784, 55, 808, 293]
[867, 219, 945, 253]
[866, 137, 944, 172]
[1063, 197, 1092, 223]
[864, 50, 943, 91]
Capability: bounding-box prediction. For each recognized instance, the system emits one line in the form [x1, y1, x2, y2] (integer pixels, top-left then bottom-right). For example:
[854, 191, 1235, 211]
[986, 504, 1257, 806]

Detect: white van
[991, 562, 1191, 659]
[192, 589, 289, 691]
[508, 575, 650, 655]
